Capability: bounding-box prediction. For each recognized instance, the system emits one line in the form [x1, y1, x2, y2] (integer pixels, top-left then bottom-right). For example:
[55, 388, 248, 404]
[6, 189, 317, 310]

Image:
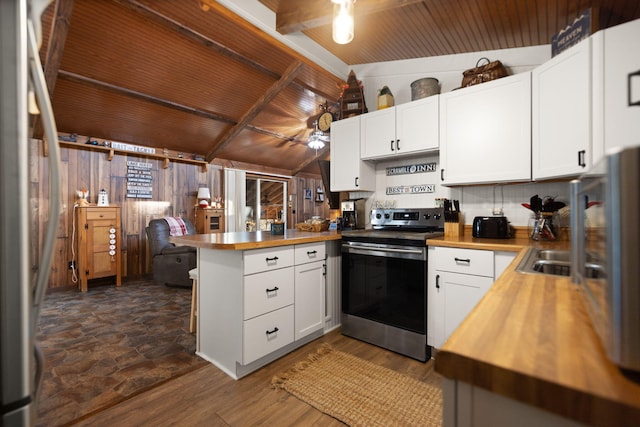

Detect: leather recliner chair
[146, 218, 197, 288]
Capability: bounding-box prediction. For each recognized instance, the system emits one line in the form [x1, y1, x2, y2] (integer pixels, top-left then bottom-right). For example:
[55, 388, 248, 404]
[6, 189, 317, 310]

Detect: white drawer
[433, 247, 494, 277]
[294, 242, 326, 265]
[244, 267, 294, 320]
[244, 246, 294, 275]
[243, 305, 294, 365]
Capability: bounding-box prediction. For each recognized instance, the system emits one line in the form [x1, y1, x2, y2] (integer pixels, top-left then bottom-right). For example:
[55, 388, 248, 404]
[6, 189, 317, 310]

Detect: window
[245, 176, 287, 232]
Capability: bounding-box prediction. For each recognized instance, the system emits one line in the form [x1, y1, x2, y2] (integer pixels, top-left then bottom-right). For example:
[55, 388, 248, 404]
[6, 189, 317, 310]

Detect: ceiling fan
[307, 120, 330, 150]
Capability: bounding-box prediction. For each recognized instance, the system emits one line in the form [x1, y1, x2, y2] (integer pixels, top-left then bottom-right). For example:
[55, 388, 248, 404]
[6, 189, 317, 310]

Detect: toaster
[472, 216, 511, 239]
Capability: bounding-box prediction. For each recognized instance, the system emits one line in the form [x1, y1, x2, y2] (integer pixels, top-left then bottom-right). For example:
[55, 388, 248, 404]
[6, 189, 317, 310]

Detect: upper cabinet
[592, 19, 640, 164]
[360, 96, 439, 160]
[439, 72, 532, 186]
[532, 37, 592, 180]
[330, 115, 376, 192]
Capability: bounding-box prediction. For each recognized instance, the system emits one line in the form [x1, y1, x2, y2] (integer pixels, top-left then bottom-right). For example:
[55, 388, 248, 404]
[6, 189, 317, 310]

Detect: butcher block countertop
[170, 229, 341, 250]
[428, 236, 640, 426]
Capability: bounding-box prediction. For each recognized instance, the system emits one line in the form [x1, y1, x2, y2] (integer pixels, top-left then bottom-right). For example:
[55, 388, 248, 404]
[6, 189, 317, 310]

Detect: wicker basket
[296, 220, 329, 232]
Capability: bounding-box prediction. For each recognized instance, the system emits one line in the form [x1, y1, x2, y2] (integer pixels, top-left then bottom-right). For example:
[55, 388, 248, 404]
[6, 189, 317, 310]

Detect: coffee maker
[341, 199, 366, 230]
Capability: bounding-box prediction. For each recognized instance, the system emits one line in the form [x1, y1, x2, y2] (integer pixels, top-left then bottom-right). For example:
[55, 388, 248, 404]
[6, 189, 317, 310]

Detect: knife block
[444, 216, 464, 238]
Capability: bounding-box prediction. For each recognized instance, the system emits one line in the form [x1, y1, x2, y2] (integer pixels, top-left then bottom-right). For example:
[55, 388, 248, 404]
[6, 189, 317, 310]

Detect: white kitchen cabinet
[360, 96, 439, 160]
[295, 260, 325, 340]
[439, 72, 531, 185]
[428, 247, 515, 349]
[330, 115, 375, 192]
[197, 242, 328, 379]
[532, 37, 592, 179]
[294, 242, 326, 341]
[592, 19, 640, 164]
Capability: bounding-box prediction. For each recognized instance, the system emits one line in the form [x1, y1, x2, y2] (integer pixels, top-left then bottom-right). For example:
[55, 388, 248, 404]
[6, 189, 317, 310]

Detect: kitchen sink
[516, 248, 604, 278]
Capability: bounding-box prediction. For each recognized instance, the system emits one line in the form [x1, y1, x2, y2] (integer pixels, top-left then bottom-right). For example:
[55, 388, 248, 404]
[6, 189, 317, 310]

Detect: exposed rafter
[206, 60, 304, 161]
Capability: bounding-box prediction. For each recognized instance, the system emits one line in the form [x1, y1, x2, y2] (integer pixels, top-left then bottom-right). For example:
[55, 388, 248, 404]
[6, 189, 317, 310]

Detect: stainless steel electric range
[340, 207, 444, 361]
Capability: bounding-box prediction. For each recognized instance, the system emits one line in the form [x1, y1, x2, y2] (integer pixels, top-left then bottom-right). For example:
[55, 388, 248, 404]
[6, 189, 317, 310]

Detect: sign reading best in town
[385, 162, 436, 195]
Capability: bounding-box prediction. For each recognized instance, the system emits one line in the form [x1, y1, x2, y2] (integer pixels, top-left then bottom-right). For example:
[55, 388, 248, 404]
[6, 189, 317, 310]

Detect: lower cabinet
[428, 247, 515, 349]
[197, 242, 326, 379]
[294, 259, 325, 340]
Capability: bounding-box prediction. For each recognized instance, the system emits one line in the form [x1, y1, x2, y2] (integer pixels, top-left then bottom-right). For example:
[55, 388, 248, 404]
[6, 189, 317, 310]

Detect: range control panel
[370, 208, 444, 230]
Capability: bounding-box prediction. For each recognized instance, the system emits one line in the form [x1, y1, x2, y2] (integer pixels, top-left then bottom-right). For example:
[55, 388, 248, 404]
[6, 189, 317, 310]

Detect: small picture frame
[305, 189, 312, 199]
[316, 193, 325, 202]
[316, 187, 324, 194]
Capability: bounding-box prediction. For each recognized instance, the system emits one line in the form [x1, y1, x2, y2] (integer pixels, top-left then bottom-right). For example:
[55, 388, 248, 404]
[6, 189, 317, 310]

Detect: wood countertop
[432, 238, 640, 426]
[170, 229, 341, 250]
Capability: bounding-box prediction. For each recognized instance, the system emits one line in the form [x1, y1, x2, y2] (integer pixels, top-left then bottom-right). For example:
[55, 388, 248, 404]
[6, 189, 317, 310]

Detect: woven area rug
[272, 344, 442, 427]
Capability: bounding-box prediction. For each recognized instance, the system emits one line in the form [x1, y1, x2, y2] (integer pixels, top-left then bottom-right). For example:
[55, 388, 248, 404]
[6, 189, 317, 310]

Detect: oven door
[341, 241, 427, 334]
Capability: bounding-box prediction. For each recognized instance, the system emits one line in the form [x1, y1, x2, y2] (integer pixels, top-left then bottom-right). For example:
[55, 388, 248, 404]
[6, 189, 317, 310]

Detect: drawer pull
[265, 256, 279, 262]
[436, 274, 440, 289]
[265, 286, 279, 293]
[265, 327, 279, 336]
[454, 257, 471, 263]
[307, 250, 317, 255]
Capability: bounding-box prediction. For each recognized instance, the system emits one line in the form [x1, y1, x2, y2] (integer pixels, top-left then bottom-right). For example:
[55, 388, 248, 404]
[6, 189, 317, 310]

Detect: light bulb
[332, 0, 354, 45]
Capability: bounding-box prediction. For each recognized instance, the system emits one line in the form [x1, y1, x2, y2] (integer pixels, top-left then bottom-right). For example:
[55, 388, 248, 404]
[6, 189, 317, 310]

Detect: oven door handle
[345, 244, 425, 255]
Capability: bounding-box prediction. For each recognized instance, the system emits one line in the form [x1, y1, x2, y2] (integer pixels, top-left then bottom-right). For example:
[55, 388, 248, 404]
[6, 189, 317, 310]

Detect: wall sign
[551, 9, 595, 57]
[126, 161, 153, 199]
[386, 162, 436, 176]
[111, 141, 156, 155]
[386, 184, 435, 195]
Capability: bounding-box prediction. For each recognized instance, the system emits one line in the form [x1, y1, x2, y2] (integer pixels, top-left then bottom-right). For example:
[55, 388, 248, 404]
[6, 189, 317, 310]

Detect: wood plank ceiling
[38, 0, 640, 176]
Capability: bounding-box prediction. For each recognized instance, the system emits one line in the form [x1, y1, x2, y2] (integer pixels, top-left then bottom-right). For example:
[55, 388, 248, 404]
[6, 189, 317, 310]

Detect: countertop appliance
[2, 1, 60, 424]
[340, 199, 365, 230]
[341, 207, 444, 361]
[472, 216, 511, 239]
[570, 145, 640, 377]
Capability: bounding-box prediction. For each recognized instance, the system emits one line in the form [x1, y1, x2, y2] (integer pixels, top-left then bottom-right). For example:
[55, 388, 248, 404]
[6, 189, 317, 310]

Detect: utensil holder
[444, 216, 464, 238]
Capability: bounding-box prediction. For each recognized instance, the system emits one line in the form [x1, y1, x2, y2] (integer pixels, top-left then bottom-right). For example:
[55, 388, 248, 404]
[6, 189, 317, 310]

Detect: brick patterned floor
[35, 279, 208, 427]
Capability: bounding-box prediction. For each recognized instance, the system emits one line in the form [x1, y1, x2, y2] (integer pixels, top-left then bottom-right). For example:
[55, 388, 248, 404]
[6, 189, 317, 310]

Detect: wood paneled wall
[30, 140, 332, 291]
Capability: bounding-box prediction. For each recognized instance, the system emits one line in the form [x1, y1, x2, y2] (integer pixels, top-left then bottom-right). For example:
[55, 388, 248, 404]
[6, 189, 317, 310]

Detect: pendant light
[332, 0, 355, 45]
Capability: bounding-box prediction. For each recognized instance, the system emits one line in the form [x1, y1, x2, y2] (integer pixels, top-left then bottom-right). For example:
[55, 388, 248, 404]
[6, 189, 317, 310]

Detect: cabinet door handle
[355, 177, 359, 187]
[454, 257, 471, 263]
[629, 69, 640, 106]
[440, 169, 445, 181]
[435, 274, 440, 289]
[390, 140, 395, 151]
[578, 150, 586, 168]
[265, 286, 279, 293]
[307, 250, 317, 256]
[265, 256, 279, 262]
[396, 139, 400, 151]
[266, 327, 279, 336]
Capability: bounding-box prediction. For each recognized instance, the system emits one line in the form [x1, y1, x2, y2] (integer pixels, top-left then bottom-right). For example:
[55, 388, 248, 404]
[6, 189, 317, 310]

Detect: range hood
[317, 160, 341, 210]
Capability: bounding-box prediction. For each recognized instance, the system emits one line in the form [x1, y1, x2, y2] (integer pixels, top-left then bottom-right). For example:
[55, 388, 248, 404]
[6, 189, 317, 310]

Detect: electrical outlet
[492, 207, 503, 216]
[68, 261, 76, 270]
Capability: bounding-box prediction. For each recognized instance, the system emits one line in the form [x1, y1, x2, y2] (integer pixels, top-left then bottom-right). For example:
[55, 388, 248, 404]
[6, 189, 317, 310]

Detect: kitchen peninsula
[170, 230, 341, 379]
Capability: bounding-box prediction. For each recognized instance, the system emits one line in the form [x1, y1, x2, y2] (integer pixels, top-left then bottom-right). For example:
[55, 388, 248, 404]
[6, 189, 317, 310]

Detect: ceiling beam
[32, 0, 74, 139]
[274, 0, 425, 34]
[206, 60, 304, 162]
[291, 147, 330, 176]
[42, 0, 74, 97]
[56, 70, 309, 145]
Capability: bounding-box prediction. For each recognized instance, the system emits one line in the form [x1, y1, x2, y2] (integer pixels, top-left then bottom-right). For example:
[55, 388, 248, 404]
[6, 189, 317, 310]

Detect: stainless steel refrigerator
[1, 0, 60, 425]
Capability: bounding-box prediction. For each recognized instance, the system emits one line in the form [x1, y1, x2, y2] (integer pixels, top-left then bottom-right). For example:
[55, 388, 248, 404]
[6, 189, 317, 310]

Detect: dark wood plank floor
[73, 329, 439, 426]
